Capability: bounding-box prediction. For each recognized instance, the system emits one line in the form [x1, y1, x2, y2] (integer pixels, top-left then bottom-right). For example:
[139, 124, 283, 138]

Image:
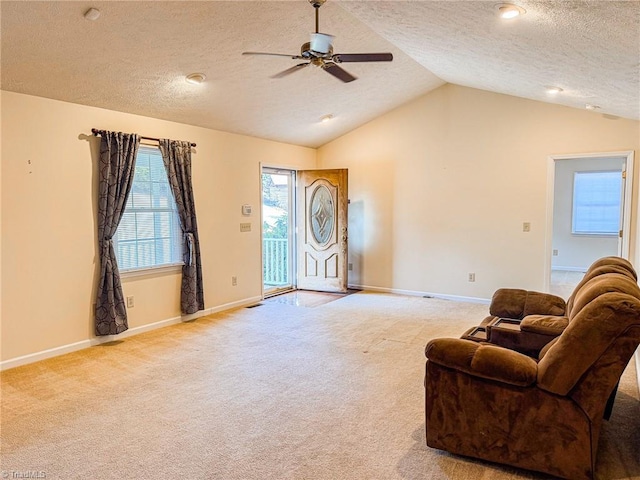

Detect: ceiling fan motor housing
[301, 41, 333, 59]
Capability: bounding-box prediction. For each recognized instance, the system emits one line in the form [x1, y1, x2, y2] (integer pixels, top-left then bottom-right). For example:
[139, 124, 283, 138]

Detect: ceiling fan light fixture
[310, 33, 334, 54]
[497, 4, 525, 19]
[545, 86, 563, 95]
[84, 8, 101, 21]
[185, 73, 206, 85]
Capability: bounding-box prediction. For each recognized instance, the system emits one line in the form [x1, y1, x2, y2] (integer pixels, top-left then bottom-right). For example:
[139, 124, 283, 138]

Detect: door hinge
[619, 229, 623, 238]
[622, 170, 627, 179]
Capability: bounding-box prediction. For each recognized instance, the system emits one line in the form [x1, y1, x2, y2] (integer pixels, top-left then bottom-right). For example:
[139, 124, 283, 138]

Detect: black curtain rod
[91, 128, 196, 147]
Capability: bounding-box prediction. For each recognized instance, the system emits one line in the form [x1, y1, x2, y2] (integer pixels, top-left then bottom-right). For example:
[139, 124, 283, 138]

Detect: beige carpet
[1, 292, 639, 479]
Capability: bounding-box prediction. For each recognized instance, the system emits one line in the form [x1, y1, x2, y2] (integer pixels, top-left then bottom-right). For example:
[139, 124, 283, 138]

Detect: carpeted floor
[1, 292, 639, 479]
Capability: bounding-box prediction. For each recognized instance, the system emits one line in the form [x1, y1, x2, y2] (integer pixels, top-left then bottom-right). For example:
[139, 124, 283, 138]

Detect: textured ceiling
[341, 0, 640, 122]
[1, 1, 638, 148]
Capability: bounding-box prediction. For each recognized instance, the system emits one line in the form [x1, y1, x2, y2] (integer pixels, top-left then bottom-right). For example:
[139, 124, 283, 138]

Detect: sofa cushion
[586, 256, 637, 280]
[489, 289, 566, 319]
[569, 273, 640, 321]
[522, 292, 566, 317]
[489, 288, 527, 318]
[426, 338, 538, 387]
[521, 315, 569, 336]
[567, 264, 638, 312]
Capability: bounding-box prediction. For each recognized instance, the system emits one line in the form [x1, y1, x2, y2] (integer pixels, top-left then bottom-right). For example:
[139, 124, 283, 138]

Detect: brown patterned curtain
[159, 139, 205, 314]
[95, 131, 140, 335]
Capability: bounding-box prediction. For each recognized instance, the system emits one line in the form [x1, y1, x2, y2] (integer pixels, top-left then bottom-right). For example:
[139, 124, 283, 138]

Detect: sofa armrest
[520, 315, 569, 336]
[425, 338, 538, 387]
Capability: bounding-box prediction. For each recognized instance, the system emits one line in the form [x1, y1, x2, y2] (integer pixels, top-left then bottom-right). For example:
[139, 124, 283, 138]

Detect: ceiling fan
[242, 0, 393, 83]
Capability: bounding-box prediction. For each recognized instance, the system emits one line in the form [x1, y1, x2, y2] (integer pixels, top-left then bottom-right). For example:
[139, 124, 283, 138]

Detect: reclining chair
[425, 261, 640, 479]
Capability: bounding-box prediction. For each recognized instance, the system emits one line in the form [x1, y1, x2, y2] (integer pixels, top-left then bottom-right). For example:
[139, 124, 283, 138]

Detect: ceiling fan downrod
[310, 0, 326, 33]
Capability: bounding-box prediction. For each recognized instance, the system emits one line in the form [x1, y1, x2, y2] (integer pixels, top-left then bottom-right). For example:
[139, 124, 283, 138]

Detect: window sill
[571, 232, 618, 238]
[121, 263, 183, 280]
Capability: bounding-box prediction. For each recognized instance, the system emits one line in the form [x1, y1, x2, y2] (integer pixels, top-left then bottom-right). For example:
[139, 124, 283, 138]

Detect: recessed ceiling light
[545, 86, 563, 95]
[585, 104, 601, 111]
[185, 73, 206, 85]
[497, 4, 526, 19]
[84, 8, 101, 21]
[320, 114, 334, 123]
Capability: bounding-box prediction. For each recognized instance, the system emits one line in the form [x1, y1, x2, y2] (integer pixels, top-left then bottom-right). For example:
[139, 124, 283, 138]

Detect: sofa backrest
[566, 263, 638, 312]
[568, 273, 640, 320]
[490, 289, 565, 319]
[585, 256, 637, 281]
[537, 272, 640, 396]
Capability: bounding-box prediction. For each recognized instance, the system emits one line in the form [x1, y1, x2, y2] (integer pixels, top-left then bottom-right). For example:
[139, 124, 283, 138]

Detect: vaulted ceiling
[2, 1, 638, 148]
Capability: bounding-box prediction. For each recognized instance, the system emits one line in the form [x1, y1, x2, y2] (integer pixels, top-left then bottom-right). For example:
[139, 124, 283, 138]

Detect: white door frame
[544, 150, 635, 291]
[260, 164, 298, 298]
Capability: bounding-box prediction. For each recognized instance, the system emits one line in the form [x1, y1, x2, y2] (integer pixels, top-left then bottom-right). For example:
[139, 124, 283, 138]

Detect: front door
[296, 169, 348, 293]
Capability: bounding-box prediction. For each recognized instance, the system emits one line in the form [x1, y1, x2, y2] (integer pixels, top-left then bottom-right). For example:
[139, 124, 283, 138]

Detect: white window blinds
[114, 146, 183, 270]
[572, 170, 621, 235]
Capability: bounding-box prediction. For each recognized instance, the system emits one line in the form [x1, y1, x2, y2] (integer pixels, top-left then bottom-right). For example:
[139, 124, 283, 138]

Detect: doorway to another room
[262, 168, 296, 296]
[547, 151, 634, 299]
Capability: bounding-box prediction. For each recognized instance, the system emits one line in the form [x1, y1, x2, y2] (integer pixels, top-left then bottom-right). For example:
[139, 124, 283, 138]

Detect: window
[572, 170, 621, 235]
[114, 146, 183, 271]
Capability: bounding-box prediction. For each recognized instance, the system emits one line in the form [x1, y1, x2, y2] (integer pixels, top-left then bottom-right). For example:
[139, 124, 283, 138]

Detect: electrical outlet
[348, 263, 353, 271]
[523, 222, 531, 232]
[126, 296, 134, 308]
[468, 273, 475, 282]
[232, 276, 237, 286]
[240, 223, 251, 232]
[553, 249, 559, 256]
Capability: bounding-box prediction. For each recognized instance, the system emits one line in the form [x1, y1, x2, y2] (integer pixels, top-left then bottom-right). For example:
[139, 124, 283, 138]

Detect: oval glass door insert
[310, 185, 334, 245]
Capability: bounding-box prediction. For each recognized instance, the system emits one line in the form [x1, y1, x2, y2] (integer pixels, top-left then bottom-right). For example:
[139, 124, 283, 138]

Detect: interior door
[296, 169, 348, 293]
[617, 165, 628, 256]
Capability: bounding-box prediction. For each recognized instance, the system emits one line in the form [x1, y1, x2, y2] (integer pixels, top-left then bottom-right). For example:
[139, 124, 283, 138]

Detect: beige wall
[318, 84, 640, 300]
[3, 85, 640, 364]
[1, 91, 316, 362]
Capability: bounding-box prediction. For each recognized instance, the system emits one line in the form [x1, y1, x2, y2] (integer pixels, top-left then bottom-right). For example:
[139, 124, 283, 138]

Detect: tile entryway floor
[264, 290, 354, 308]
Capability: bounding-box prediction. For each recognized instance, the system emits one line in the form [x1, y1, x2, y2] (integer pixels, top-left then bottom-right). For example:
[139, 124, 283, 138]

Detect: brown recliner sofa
[462, 256, 637, 357]
[425, 260, 640, 480]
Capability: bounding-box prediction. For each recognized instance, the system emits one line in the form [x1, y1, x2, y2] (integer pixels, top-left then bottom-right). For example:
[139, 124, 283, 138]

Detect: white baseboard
[0, 295, 263, 371]
[350, 284, 490, 305]
[551, 266, 588, 272]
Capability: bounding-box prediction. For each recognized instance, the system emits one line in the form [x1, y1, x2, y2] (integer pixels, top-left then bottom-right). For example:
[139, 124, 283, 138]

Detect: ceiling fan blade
[272, 63, 310, 79]
[332, 53, 393, 63]
[322, 62, 356, 83]
[242, 51, 304, 59]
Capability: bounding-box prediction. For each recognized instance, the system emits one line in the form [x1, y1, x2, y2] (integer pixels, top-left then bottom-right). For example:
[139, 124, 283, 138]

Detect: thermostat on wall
[242, 204, 252, 216]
